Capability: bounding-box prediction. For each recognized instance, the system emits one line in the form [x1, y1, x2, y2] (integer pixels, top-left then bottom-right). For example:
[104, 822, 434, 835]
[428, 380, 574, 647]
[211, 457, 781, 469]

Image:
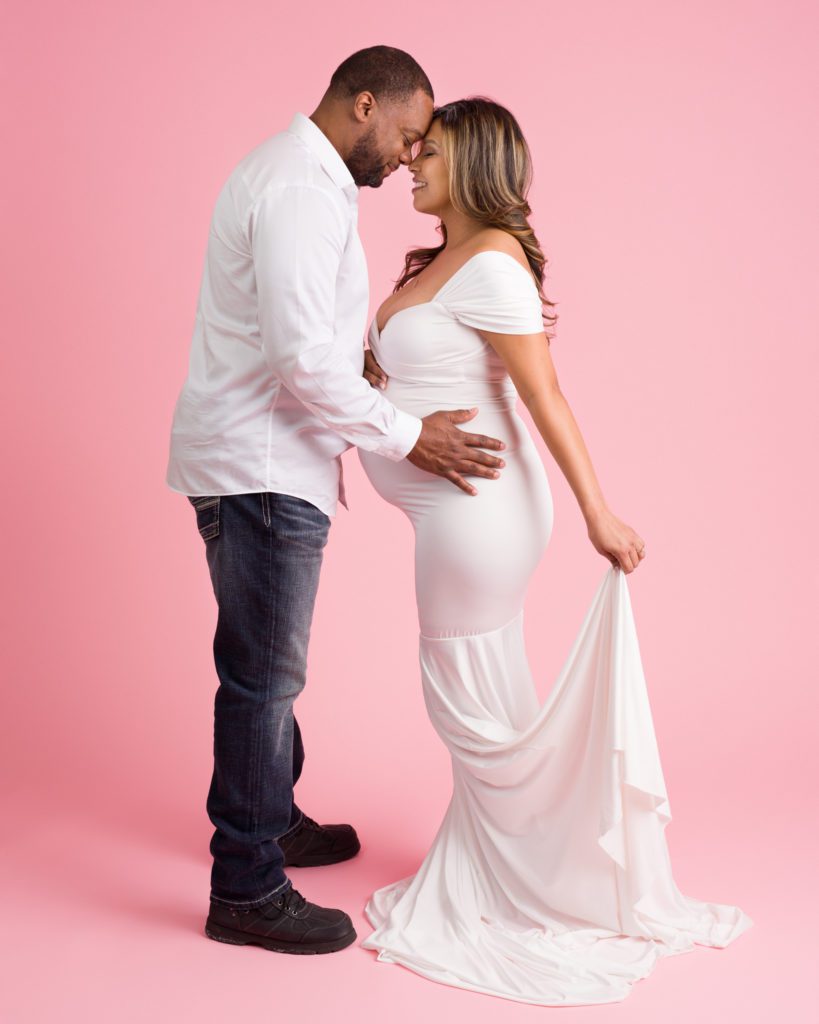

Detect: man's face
[346, 89, 434, 188]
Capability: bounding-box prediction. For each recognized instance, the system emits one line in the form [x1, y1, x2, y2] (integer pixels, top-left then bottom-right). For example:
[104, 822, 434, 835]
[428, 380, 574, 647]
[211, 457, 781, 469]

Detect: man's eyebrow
[403, 128, 425, 141]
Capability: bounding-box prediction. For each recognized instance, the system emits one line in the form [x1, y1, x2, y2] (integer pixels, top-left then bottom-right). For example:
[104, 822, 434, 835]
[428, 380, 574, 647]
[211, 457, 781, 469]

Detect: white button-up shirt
[165, 112, 423, 517]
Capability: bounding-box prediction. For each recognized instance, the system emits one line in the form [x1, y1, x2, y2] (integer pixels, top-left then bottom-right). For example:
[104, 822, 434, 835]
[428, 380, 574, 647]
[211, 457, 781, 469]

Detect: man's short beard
[345, 126, 388, 188]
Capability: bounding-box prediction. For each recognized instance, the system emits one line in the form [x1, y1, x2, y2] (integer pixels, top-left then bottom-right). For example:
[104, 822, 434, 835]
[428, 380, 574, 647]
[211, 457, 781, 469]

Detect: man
[165, 46, 507, 956]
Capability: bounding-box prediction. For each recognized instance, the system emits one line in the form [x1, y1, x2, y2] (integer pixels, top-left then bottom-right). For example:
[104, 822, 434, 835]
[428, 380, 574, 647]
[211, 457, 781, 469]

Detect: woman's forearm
[524, 385, 609, 522]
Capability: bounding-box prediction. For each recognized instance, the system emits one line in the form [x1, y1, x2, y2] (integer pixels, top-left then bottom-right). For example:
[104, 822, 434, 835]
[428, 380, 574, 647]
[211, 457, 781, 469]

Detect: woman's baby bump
[382, 379, 531, 456]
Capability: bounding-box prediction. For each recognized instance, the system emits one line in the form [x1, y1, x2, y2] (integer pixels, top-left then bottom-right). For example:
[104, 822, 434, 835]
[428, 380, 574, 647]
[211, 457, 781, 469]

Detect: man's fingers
[363, 350, 387, 387]
[445, 470, 478, 496]
[446, 407, 479, 424]
[460, 431, 507, 451]
[458, 449, 505, 469]
[456, 462, 500, 480]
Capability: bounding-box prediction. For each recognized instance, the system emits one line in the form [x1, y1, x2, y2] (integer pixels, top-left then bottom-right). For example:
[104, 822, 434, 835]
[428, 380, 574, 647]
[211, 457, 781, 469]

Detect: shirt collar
[287, 112, 357, 198]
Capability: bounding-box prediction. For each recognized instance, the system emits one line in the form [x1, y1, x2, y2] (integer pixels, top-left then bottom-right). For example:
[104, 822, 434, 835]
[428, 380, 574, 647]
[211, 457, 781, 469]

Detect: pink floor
[2, 775, 812, 1023]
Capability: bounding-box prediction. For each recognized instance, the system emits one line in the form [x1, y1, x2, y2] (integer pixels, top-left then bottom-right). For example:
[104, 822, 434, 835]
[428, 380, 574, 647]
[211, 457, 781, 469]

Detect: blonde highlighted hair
[395, 97, 558, 340]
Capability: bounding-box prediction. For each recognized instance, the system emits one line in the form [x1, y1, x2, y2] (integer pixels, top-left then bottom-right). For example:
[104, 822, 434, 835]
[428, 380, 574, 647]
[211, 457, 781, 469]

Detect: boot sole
[283, 841, 361, 868]
[205, 919, 357, 955]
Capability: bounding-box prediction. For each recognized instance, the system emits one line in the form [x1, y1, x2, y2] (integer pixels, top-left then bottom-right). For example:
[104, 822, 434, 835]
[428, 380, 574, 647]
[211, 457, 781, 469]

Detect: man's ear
[352, 91, 376, 124]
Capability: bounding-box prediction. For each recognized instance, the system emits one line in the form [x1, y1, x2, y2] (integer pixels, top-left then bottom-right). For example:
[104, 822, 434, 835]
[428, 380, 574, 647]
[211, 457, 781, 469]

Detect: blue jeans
[186, 491, 331, 908]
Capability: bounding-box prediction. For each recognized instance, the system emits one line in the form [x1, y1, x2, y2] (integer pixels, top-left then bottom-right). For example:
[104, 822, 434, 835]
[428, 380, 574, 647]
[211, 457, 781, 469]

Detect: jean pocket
[187, 495, 221, 541]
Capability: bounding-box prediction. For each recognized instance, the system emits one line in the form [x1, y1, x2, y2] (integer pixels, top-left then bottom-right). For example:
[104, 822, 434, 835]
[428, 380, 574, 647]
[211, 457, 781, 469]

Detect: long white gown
[357, 250, 752, 1005]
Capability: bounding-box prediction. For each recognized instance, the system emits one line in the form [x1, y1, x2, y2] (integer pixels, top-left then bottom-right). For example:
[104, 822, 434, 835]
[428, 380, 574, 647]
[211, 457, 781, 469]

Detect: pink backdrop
[2, 1, 816, 1020]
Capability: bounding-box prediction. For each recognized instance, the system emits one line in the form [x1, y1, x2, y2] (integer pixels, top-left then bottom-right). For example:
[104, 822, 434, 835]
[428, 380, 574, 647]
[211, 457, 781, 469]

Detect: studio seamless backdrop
[1, 2, 816, 1022]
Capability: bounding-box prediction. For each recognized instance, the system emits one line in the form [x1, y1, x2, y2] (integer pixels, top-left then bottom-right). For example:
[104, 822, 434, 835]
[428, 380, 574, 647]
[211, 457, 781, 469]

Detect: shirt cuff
[377, 407, 423, 462]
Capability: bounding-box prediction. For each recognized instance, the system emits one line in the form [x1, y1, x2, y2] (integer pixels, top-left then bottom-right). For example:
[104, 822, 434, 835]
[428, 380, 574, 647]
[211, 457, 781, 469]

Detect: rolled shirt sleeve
[250, 183, 422, 460]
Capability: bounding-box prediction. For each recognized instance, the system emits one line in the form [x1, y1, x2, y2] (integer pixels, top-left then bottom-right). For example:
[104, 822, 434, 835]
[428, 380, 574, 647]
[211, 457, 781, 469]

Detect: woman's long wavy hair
[394, 97, 558, 340]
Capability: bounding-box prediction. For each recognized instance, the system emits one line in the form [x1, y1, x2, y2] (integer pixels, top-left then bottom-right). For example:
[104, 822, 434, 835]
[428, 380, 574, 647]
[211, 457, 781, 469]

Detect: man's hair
[327, 46, 433, 105]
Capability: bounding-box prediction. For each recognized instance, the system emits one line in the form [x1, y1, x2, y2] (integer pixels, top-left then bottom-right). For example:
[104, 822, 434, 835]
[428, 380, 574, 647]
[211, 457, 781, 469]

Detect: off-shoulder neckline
[373, 249, 534, 337]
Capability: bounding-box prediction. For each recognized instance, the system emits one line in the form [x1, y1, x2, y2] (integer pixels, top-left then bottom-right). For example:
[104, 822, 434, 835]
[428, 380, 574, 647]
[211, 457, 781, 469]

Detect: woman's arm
[480, 328, 646, 573]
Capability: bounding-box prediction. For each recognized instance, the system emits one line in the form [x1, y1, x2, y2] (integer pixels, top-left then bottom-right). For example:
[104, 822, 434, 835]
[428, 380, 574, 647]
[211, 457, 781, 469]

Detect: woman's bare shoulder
[469, 228, 529, 271]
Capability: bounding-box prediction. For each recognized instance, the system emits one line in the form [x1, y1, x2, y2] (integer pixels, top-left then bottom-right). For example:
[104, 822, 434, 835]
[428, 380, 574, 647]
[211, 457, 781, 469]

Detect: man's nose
[398, 149, 413, 165]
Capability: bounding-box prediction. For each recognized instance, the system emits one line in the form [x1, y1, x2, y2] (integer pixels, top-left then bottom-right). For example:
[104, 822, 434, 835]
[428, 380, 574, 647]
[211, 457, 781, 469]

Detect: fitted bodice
[367, 249, 545, 413]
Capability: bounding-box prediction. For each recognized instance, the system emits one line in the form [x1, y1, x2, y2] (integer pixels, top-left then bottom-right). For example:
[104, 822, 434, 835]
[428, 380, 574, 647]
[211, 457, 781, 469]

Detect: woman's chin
[412, 193, 436, 215]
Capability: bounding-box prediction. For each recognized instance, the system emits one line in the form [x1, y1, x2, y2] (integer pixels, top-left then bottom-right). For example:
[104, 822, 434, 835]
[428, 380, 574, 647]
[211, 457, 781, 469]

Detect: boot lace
[277, 885, 308, 914]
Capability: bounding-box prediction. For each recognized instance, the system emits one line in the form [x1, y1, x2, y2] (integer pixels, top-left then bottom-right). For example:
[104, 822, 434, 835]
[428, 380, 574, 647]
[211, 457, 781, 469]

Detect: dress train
[361, 567, 752, 1005]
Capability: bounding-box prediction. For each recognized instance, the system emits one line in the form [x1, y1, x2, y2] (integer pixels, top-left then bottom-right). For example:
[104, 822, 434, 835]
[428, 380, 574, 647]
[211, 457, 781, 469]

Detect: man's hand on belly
[407, 409, 507, 496]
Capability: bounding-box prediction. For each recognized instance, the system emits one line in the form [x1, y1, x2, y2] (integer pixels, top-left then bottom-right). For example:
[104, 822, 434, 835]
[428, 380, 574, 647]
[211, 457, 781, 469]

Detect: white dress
[357, 250, 752, 1006]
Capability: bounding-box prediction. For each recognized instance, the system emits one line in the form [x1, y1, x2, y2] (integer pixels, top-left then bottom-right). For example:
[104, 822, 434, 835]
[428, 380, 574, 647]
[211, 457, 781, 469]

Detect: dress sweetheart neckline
[373, 249, 534, 338]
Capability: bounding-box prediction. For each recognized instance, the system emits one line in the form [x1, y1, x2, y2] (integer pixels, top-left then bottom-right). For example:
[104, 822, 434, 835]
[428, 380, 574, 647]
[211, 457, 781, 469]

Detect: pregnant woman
[357, 98, 752, 1006]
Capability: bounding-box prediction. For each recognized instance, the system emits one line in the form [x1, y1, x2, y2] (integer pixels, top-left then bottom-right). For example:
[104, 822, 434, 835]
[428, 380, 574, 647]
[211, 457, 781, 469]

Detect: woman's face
[408, 119, 449, 215]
